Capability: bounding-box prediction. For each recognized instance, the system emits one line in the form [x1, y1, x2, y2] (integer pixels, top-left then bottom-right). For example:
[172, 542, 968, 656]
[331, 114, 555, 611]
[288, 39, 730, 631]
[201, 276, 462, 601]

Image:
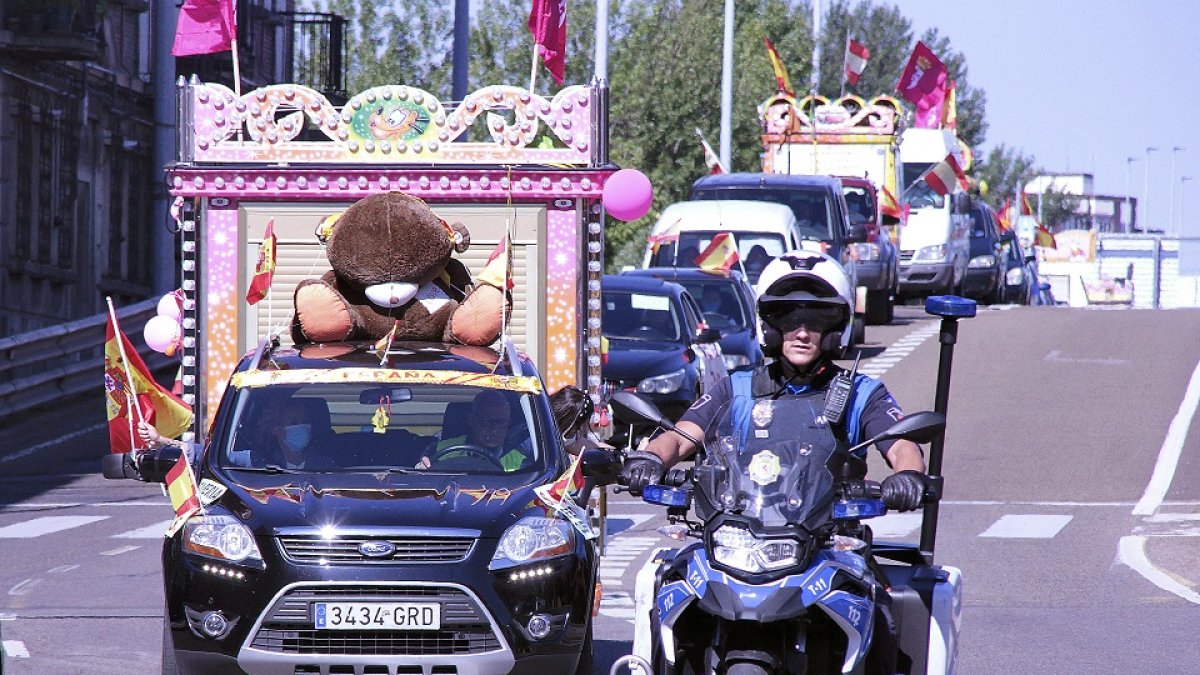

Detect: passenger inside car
[418, 390, 533, 472]
[231, 394, 336, 470]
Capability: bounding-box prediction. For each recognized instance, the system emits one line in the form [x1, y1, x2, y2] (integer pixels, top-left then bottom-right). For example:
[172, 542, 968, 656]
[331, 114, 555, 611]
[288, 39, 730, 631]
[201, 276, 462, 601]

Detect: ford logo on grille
[358, 540, 396, 558]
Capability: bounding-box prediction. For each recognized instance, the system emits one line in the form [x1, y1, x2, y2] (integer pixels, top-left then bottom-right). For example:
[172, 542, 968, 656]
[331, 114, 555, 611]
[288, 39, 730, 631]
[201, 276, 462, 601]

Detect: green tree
[1035, 186, 1084, 231]
[974, 144, 1039, 210]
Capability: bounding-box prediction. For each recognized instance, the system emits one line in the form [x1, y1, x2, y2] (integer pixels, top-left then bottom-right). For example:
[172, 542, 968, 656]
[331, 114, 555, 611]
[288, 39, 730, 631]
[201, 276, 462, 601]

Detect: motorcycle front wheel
[724, 663, 769, 675]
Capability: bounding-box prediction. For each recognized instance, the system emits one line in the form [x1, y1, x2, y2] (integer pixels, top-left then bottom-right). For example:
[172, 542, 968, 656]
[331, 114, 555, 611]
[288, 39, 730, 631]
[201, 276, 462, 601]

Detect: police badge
[751, 400, 774, 427]
[748, 450, 782, 487]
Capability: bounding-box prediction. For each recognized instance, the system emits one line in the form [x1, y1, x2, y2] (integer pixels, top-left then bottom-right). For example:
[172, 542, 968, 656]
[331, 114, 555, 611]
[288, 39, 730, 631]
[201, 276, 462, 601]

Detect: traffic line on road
[7, 578, 42, 596]
[0, 515, 109, 538]
[114, 520, 174, 539]
[979, 514, 1073, 539]
[1133, 356, 1200, 516]
[100, 545, 141, 556]
[2, 639, 29, 658]
[858, 321, 939, 378]
[1118, 536, 1200, 605]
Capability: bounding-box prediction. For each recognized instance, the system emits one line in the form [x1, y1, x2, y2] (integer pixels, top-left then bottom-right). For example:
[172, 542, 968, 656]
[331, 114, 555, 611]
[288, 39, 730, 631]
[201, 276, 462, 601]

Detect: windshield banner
[231, 369, 543, 394]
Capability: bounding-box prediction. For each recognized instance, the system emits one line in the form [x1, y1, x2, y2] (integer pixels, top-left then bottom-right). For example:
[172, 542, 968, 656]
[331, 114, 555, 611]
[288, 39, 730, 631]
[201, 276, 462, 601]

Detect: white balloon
[144, 315, 181, 354]
[157, 292, 182, 321]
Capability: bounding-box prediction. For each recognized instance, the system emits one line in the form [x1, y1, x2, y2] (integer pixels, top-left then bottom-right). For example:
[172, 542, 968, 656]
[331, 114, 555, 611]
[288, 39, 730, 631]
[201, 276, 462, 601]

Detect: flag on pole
[172, 0, 236, 57]
[528, 0, 567, 85]
[374, 320, 399, 355]
[896, 41, 948, 129]
[104, 312, 193, 454]
[996, 198, 1013, 232]
[477, 234, 514, 291]
[648, 217, 682, 256]
[844, 38, 870, 86]
[164, 452, 202, 536]
[535, 450, 585, 509]
[1020, 192, 1036, 216]
[246, 218, 276, 305]
[762, 37, 795, 97]
[695, 232, 741, 276]
[941, 80, 958, 129]
[923, 154, 969, 197]
[1035, 224, 1057, 248]
[698, 132, 727, 175]
[879, 186, 907, 223]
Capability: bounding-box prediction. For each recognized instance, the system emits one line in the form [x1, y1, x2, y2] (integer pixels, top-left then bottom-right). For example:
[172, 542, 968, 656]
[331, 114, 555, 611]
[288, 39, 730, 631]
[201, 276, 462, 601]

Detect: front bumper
[854, 259, 890, 291]
[961, 268, 1000, 298]
[898, 261, 956, 295]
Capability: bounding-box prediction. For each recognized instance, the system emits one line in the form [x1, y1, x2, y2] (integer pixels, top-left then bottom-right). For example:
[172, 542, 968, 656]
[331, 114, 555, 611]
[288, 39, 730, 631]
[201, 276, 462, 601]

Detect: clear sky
[897, 0, 1200, 233]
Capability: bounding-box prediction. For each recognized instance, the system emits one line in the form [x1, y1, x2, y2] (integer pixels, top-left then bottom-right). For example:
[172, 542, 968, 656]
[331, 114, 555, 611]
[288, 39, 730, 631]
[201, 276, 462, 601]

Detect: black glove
[881, 470, 927, 512]
[621, 451, 665, 496]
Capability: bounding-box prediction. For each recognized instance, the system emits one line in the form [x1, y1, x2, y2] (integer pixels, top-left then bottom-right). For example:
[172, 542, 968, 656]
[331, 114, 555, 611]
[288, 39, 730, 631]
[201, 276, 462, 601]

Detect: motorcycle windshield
[699, 396, 840, 529]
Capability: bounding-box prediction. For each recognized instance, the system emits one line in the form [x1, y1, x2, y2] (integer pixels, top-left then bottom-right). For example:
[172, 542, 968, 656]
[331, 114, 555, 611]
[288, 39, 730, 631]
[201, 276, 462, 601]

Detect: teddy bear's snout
[365, 282, 420, 308]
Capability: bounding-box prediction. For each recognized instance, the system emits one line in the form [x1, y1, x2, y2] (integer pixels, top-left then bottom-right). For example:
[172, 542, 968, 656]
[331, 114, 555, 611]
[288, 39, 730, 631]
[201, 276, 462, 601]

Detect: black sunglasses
[761, 305, 846, 334]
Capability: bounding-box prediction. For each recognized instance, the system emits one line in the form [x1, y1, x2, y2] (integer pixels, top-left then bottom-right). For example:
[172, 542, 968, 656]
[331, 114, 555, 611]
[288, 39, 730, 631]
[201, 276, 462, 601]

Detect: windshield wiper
[227, 464, 298, 474]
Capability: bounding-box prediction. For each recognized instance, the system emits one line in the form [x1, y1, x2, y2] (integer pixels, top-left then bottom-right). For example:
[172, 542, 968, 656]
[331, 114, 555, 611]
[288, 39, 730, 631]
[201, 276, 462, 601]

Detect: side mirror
[846, 223, 870, 243]
[845, 411, 946, 456]
[580, 449, 621, 485]
[1025, 254, 1037, 265]
[696, 327, 722, 344]
[609, 391, 673, 430]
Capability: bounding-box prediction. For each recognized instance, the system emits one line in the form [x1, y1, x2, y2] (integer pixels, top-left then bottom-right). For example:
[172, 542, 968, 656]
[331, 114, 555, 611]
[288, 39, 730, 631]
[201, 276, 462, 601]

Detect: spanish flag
[246, 218, 276, 305]
[477, 234, 514, 291]
[996, 198, 1012, 232]
[164, 452, 202, 536]
[1035, 224, 1057, 249]
[104, 311, 192, 454]
[695, 232, 740, 276]
[763, 37, 794, 97]
[535, 450, 585, 509]
[941, 80, 957, 130]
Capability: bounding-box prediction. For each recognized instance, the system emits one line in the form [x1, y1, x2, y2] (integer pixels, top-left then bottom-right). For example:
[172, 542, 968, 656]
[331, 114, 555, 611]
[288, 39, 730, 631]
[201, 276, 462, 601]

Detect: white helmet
[755, 251, 855, 355]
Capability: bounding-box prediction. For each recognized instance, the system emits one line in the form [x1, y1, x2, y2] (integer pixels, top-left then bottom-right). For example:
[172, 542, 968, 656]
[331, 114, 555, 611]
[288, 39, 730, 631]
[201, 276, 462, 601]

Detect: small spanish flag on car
[164, 453, 201, 536]
[246, 218, 276, 305]
[695, 232, 741, 276]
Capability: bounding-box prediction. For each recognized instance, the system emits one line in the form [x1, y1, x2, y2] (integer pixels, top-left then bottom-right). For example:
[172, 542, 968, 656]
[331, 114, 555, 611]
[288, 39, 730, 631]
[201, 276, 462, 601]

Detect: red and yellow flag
[941, 80, 957, 129]
[923, 154, 969, 197]
[477, 234, 514, 291]
[166, 453, 201, 518]
[763, 37, 794, 97]
[246, 218, 276, 305]
[536, 450, 585, 509]
[695, 232, 741, 276]
[1035, 224, 1057, 249]
[996, 198, 1012, 233]
[1020, 192, 1036, 216]
[104, 313, 192, 454]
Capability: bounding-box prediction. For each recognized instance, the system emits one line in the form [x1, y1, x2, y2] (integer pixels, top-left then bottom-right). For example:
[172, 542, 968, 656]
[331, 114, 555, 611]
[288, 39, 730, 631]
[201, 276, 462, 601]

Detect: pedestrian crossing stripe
[0, 516, 109, 538]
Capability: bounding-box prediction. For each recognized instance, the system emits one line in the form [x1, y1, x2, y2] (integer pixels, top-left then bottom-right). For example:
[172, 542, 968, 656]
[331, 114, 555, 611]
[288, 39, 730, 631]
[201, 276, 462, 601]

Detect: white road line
[1133, 357, 1200, 516]
[979, 514, 1073, 539]
[1118, 536, 1200, 605]
[869, 513, 923, 538]
[0, 515, 109, 538]
[2, 639, 30, 658]
[114, 520, 174, 539]
[8, 579, 42, 596]
[47, 564, 80, 574]
[0, 422, 107, 465]
[100, 545, 141, 556]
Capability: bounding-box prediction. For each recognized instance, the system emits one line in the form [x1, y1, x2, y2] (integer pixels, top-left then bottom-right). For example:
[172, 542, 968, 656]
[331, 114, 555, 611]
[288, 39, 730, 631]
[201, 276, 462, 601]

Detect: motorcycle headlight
[913, 244, 949, 263]
[722, 354, 750, 370]
[1006, 267, 1025, 285]
[853, 243, 880, 261]
[637, 368, 686, 395]
[183, 514, 263, 564]
[489, 516, 574, 570]
[711, 523, 801, 574]
[968, 255, 996, 268]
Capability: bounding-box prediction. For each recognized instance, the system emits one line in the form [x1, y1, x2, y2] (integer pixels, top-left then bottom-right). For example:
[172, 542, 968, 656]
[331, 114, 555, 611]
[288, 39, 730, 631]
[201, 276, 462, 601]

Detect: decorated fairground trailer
[166, 76, 616, 441]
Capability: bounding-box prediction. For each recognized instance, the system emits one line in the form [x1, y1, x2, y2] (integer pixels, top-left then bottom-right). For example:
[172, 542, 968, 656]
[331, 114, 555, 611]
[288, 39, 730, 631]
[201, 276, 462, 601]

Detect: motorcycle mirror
[580, 449, 622, 485]
[844, 411, 946, 456]
[609, 391, 672, 429]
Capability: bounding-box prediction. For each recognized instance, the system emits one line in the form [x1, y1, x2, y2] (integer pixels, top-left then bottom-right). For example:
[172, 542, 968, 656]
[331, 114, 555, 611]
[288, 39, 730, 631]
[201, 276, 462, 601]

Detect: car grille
[899, 250, 915, 264]
[250, 585, 502, 656]
[277, 535, 475, 565]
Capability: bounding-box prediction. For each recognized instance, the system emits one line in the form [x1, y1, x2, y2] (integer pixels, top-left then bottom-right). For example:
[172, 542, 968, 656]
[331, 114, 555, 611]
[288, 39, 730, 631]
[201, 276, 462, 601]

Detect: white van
[897, 129, 972, 297]
[642, 200, 818, 287]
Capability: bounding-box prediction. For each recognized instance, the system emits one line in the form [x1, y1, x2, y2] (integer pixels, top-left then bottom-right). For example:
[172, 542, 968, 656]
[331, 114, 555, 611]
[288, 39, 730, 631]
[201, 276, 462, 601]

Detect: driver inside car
[416, 390, 532, 472]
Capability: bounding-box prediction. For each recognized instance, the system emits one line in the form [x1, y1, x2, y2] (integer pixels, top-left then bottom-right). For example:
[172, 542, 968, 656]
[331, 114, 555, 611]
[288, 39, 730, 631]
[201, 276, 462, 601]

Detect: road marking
[605, 513, 656, 537]
[859, 321, 939, 377]
[1133, 357, 1200, 516]
[0, 422, 107, 465]
[1118, 536, 1200, 605]
[869, 513, 923, 538]
[1043, 350, 1129, 365]
[0, 515, 109, 538]
[2, 640, 30, 658]
[979, 514, 1073, 539]
[100, 545, 142, 556]
[8, 579, 42, 596]
[114, 520, 174, 539]
[47, 564, 80, 574]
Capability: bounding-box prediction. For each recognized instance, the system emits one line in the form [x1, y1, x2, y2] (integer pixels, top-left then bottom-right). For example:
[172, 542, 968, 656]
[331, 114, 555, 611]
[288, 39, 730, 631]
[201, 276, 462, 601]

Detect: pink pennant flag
[896, 41, 947, 129]
[528, 0, 567, 85]
[172, 0, 236, 57]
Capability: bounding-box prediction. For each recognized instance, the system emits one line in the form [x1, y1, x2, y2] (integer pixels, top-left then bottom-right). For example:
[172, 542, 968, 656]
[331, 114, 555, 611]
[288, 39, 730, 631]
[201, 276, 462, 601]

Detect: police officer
[620, 250, 928, 674]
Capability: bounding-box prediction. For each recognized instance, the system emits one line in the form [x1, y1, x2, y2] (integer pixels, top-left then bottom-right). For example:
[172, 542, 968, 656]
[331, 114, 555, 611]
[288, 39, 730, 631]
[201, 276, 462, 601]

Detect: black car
[618, 267, 763, 372]
[999, 229, 1036, 304]
[103, 341, 617, 675]
[601, 275, 726, 441]
[962, 204, 1005, 303]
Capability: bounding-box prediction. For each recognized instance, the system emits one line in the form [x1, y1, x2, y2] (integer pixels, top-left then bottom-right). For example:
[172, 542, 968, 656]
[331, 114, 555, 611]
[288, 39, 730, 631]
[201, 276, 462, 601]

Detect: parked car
[105, 341, 616, 675]
[601, 275, 726, 443]
[641, 199, 803, 286]
[840, 176, 899, 324]
[999, 229, 1035, 304]
[962, 203, 1006, 303]
[619, 267, 764, 372]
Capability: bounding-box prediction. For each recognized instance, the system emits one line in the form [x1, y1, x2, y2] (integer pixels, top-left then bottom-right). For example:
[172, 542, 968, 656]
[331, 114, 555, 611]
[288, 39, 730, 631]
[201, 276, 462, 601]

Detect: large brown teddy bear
[291, 192, 507, 346]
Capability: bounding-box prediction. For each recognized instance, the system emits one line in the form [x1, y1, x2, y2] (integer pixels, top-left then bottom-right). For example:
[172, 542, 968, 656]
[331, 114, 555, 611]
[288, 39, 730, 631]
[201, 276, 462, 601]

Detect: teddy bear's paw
[295, 282, 355, 343]
[447, 284, 507, 346]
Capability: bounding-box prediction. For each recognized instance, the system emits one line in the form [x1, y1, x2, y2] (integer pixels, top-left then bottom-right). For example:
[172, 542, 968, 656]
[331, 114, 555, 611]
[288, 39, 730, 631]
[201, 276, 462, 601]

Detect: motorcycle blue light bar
[924, 295, 977, 318]
[833, 498, 887, 520]
[643, 485, 691, 508]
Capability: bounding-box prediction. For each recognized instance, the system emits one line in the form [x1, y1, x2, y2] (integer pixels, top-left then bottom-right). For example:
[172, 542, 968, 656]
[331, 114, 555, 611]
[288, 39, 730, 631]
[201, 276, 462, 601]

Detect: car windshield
[902, 164, 945, 209]
[648, 231, 786, 285]
[676, 279, 750, 331]
[692, 187, 835, 241]
[602, 290, 683, 341]
[968, 213, 996, 255]
[218, 382, 546, 476]
[843, 185, 876, 225]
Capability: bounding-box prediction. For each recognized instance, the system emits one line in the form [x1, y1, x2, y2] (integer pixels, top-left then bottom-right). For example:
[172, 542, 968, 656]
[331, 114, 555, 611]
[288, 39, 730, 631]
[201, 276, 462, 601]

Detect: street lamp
[1126, 156, 1140, 230]
[1144, 146, 1158, 232]
[1183, 176, 1195, 235]
[1171, 147, 1186, 234]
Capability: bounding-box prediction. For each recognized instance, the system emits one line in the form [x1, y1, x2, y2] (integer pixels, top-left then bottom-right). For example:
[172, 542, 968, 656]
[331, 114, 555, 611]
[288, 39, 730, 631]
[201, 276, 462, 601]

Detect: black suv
[962, 204, 1006, 304]
[104, 341, 617, 675]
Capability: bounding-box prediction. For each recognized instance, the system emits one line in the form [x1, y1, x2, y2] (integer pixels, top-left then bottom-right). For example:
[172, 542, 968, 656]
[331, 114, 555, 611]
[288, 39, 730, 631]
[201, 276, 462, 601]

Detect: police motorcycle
[612, 296, 975, 675]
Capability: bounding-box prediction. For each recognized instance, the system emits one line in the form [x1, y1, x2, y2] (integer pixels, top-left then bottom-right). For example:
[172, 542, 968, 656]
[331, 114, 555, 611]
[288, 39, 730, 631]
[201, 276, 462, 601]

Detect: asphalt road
[3, 302, 1200, 674]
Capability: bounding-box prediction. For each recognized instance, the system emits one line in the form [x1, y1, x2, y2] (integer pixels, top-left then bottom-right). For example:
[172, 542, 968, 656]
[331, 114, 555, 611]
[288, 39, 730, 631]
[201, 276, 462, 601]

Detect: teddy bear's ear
[448, 221, 471, 253]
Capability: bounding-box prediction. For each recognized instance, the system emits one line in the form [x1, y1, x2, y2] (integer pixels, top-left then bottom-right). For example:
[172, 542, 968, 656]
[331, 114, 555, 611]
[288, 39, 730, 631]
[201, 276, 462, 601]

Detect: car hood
[212, 470, 550, 539]
[602, 338, 687, 381]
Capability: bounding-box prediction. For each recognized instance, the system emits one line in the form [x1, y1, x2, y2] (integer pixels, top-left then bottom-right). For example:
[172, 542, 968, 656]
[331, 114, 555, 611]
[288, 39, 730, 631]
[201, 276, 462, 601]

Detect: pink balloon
[144, 315, 181, 354]
[602, 168, 653, 221]
[157, 292, 182, 321]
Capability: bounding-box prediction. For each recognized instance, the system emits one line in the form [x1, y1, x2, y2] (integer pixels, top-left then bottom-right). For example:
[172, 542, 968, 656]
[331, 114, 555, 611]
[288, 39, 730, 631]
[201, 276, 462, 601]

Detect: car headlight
[711, 522, 802, 574]
[723, 354, 750, 370]
[489, 516, 574, 570]
[967, 255, 996, 269]
[637, 368, 686, 394]
[853, 243, 880, 261]
[1006, 267, 1025, 285]
[183, 514, 263, 564]
[912, 244, 948, 263]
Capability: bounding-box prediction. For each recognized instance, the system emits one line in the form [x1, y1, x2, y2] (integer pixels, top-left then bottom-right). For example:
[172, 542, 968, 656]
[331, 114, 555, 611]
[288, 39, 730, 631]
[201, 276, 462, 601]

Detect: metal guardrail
[0, 298, 170, 421]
